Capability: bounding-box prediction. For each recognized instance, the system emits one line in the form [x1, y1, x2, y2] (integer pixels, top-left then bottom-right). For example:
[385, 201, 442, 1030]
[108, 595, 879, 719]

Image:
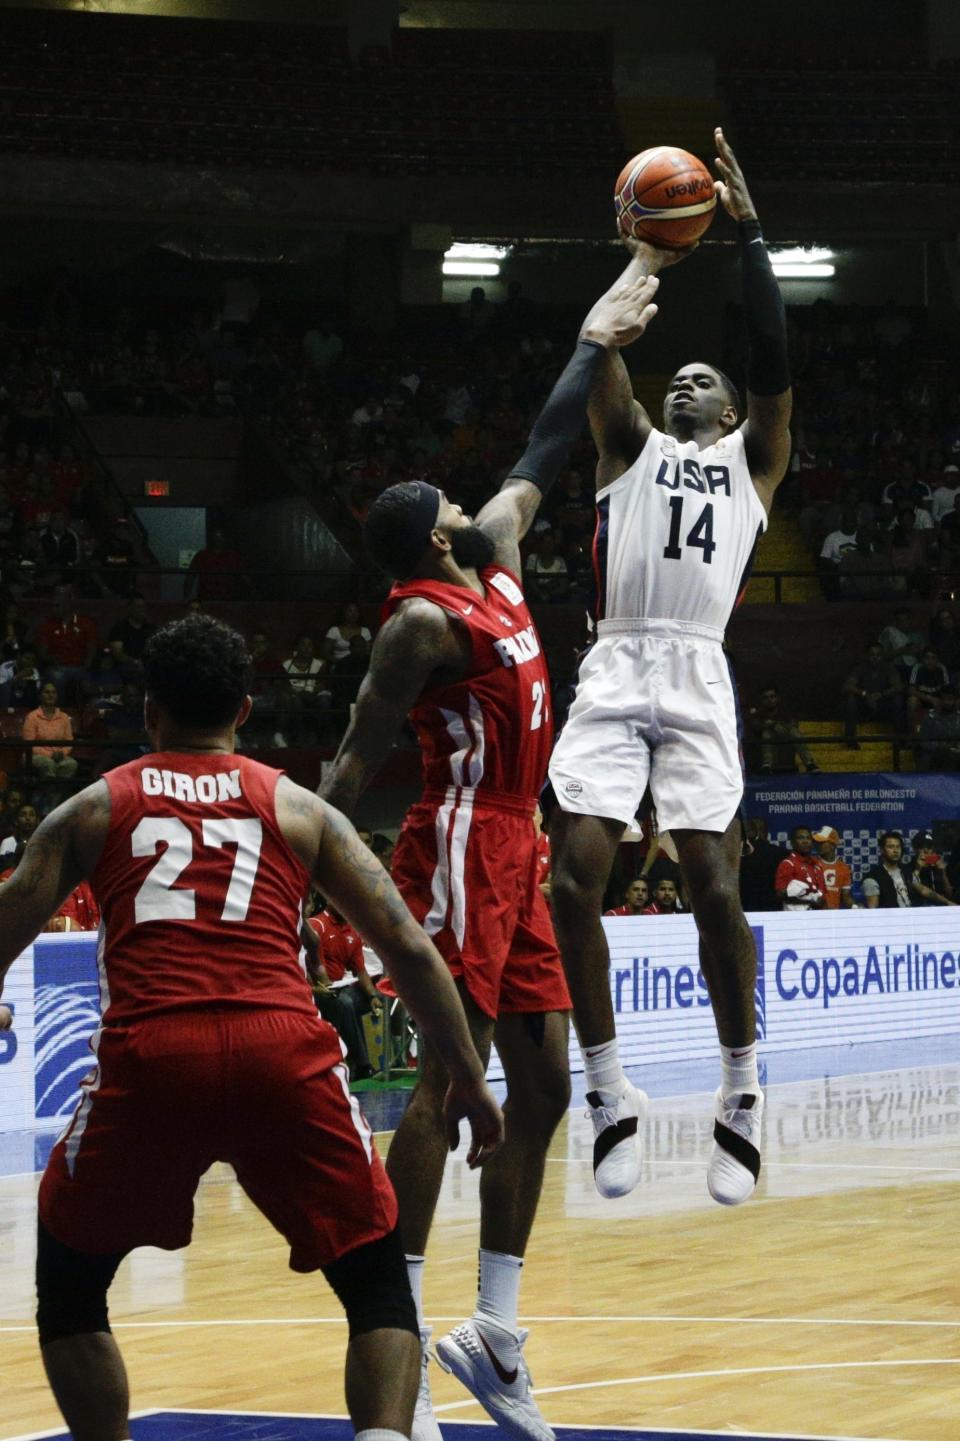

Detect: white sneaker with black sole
[412, 1325, 443, 1441]
[585, 1080, 647, 1198]
[708, 1088, 764, 1205]
[436, 1320, 554, 1441]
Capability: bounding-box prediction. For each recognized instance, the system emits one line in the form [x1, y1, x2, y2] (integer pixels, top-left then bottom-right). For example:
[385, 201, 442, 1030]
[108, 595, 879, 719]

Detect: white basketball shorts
[548, 618, 743, 834]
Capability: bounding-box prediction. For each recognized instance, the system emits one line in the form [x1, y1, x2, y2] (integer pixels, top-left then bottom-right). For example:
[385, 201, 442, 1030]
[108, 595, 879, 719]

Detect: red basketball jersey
[385, 565, 552, 803]
[91, 752, 314, 1024]
[308, 910, 366, 984]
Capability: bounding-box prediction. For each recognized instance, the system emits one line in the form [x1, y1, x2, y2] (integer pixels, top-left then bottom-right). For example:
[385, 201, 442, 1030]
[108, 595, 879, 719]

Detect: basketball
[614, 146, 717, 248]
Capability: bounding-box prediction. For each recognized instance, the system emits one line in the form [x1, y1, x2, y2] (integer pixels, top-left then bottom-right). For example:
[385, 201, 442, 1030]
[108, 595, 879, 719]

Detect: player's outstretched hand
[621, 236, 699, 270]
[580, 273, 661, 351]
[0, 1004, 12, 1031]
[444, 1075, 505, 1169]
[713, 126, 757, 222]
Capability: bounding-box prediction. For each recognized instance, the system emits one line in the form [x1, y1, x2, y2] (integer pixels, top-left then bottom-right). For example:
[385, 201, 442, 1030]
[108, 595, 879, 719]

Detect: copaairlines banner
[5, 913, 960, 1130]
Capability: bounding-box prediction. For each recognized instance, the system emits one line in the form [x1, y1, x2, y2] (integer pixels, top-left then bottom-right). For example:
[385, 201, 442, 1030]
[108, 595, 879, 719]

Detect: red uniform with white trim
[39, 752, 396, 1268]
[774, 852, 826, 911]
[384, 566, 570, 1019]
[308, 910, 366, 983]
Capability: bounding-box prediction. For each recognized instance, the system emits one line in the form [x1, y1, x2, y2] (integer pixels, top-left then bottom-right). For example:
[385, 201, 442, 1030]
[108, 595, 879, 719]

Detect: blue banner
[34, 936, 101, 1123]
[744, 772, 960, 885]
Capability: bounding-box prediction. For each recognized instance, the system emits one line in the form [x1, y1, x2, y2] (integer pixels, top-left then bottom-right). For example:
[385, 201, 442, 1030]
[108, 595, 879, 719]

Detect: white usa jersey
[593, 426, 767, 633]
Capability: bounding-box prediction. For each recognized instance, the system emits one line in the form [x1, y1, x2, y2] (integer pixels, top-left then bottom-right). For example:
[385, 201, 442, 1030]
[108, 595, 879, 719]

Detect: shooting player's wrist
[577, 329, 615, 349]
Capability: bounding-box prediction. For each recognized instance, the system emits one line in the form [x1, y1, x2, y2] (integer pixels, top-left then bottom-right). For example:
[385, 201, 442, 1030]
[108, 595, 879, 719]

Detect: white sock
[581, 1037, 625, 1094]
[356, 1430, 408, 1441]
[405, 1253, 426, 1328]
[474, 1248, 523, 1336]
[720, 1042, 760, 1098]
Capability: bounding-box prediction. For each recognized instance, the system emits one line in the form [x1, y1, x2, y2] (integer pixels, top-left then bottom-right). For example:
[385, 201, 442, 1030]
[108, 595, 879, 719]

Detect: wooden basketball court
[4, 1062, 959, 1441]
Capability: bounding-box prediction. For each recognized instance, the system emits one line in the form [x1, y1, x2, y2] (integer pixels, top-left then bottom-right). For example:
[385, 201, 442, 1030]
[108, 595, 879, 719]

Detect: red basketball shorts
[389, 788, 571, 1020]
[39, 1008, 397, 1269]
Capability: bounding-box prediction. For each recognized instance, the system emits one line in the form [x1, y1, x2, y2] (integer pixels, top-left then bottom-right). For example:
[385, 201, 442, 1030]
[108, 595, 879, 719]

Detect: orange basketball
[614, 146, 717, 249]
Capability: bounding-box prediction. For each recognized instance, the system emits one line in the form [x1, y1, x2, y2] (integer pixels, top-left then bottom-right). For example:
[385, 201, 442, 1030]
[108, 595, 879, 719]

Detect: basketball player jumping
[548, 128, 791, 1207]
[320, 266, 662, 1441]
[0, 614, 503, 1441]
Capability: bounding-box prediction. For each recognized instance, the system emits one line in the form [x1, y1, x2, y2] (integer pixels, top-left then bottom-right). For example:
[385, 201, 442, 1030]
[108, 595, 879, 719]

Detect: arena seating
[0, 12, 621, 178]
[721, 59, 959, 182]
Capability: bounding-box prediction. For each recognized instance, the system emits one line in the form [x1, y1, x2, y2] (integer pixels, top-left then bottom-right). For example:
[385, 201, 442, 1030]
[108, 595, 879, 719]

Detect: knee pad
[322, 1227, 419, 1340]
[35, 1219, 126, 1346]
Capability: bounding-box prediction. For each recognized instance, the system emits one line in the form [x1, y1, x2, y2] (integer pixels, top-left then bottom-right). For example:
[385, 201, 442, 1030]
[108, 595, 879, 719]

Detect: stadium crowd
[0, 275, 958, 830]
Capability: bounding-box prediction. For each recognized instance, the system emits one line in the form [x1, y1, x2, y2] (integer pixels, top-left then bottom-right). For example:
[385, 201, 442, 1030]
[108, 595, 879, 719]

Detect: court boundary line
[3, 1310, 959, 1334]
[0, 1412, 159, 1441]
[432, 1356, 960, 1410]
[0, 1401, 915, 1441]
[75, 1408, 916, 1441]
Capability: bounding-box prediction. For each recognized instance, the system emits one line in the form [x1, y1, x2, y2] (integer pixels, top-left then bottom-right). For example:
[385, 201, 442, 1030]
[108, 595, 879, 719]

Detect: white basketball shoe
[708, 1088, 764, 1205]
[585, 1080, 648, 1198]
[436, 1320, 554, 1441]
[412, 1325, 443, 1441]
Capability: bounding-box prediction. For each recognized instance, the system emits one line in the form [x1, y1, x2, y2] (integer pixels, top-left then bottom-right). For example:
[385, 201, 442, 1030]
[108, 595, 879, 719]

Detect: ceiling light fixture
[771, 263, 836, 279]
[770, 246, 836, 279]
[442, 261, 502, 278]
[445, 242, 511, 262]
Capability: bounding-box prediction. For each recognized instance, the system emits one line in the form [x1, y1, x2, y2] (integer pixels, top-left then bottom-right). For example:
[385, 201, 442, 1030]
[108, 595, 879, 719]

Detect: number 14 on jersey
[663, 495, 716, 564]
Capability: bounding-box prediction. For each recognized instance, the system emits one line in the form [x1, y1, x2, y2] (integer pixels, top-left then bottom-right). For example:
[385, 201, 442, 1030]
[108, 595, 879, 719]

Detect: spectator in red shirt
[642, 878, 683, 915]
[188, 527, 245, 602]
[605, 878, 649, 916]
[774, 827, 826, 910]
[96, 516, 143, 599]
[35, 584, 97, 702]
[46, 880, 101, 932]
[307, 903, 382, 1079]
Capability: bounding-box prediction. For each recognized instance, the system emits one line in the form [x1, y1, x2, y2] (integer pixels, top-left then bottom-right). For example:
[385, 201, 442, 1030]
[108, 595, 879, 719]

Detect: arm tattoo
[319, 805, 414, 933]
[320, 602, 457, 813]
[0, 783, 108, 970]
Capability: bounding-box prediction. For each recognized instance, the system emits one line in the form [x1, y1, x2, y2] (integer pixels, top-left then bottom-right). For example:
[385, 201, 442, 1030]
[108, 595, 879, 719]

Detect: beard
[449, 523, 496, 571]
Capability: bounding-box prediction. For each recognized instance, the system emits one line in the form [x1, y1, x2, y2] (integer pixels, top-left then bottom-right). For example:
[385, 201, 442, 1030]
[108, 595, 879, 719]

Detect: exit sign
[144, 479, 170, 497]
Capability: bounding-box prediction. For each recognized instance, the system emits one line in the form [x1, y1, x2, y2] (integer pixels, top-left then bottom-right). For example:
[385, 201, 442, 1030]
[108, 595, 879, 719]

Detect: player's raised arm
[318, 598, 464, 816]
[474, 267, 662, 574]
[0, 782, 110, 989]
[585, 238, 697, 487]
[714, 126, 792, 510]
[277, 779, 504, 1167]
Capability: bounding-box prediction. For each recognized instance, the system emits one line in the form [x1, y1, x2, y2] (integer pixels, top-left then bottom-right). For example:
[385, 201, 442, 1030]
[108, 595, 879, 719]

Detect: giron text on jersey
[141, 766, 243, 804]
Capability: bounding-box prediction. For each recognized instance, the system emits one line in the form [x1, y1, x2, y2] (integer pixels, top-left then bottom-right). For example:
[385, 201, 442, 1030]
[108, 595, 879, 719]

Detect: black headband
[407, 480, 441, 545]
[364, 480, 442, 580]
